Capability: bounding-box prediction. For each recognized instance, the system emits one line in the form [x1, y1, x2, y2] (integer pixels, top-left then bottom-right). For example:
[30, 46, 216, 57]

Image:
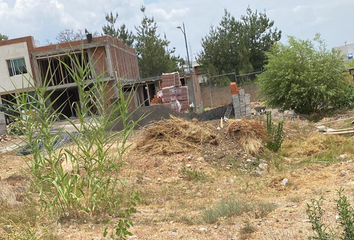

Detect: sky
[0, 0, 353, 61]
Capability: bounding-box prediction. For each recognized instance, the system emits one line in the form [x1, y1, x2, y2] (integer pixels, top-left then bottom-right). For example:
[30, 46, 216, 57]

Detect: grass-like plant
[8, 50, 143, 239]
[265, 111, 284, 152]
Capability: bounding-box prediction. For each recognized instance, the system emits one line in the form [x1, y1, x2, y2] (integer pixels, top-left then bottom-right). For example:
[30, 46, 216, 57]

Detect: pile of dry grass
[226, 119, 266, 155]
[135, 116, 218, 155]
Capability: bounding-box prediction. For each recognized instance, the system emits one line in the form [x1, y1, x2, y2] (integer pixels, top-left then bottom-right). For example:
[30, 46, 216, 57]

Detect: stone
[197, 157, 205, 162]
[339, 154, 348, 160]
[186, 164, 192, 168]
[199, 227, 207, 232]
[250, 170, 263, 177]
[281, 178, 289, 187]
[258, 163, 269, 171]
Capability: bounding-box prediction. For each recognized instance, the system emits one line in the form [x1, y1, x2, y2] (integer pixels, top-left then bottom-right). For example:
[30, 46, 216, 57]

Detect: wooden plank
[325, 130, 354, 135]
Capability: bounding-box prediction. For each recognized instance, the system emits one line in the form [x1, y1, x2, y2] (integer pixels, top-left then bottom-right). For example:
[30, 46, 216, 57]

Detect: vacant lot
[1, 110, 354, 240]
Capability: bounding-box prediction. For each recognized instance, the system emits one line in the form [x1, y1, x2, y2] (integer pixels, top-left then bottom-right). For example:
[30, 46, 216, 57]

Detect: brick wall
[201, 84, 260, 108]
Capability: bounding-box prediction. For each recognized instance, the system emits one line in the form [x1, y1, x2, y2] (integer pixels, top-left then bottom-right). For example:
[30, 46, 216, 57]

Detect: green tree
[0, 33, 8, 41]
[102, 11, 134, 46]
[135, 6, 182, 78]
[241, 7, 282, 71]
[257, 34, 354, 114]
[197, 7, 281, 84]
[198, 9, 251, 81]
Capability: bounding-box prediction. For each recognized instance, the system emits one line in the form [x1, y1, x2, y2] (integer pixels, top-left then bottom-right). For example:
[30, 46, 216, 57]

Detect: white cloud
[151, 8, 190, 20]
[0, 0, 353, 58]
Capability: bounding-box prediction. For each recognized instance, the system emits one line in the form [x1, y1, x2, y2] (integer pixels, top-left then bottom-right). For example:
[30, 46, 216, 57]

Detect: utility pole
[177, 22, 195, 109]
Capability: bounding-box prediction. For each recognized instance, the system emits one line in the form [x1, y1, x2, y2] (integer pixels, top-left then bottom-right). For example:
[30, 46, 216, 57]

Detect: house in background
[334, 43, 354, 62]
[0, 35, 160, 133]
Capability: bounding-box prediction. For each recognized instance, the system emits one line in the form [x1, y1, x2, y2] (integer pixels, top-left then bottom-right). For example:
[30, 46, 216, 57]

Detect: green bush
[258, 34, 354, 114]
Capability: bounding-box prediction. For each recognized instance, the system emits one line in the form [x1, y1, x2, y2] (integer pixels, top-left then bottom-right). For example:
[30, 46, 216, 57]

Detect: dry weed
[135, 116, 218, 155]
[226, 119, 266, 155]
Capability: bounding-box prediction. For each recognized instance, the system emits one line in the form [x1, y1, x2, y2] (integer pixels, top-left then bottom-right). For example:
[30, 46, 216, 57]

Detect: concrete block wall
[201, 84, 260, 108]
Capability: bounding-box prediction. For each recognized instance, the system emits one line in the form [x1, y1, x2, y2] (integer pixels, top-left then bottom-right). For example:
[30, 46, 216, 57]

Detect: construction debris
[316, 125, 354, 135]
[16, 132, 78, 156]
[135, 116, 218, 155]
[226, 119, 266, 155]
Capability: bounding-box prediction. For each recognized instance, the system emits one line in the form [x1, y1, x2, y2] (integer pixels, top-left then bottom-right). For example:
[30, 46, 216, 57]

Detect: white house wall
[0, 42, 34, 93]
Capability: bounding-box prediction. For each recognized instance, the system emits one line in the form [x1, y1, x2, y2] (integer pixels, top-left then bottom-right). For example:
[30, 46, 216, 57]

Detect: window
[7, 58, 27, 76]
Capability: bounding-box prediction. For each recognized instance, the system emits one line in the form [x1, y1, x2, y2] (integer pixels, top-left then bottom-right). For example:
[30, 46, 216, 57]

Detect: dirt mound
[110, 105, 189, 131]
[226, 119, 266, 155]
[135, 116, 218, 155]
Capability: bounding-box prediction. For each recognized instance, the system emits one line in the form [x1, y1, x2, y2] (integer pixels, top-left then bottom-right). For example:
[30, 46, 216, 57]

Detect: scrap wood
[317, 125, 354, 135]
[325, 130, 354, 135]
[136, 116, 218, 155]
[316, 116, 354, 126]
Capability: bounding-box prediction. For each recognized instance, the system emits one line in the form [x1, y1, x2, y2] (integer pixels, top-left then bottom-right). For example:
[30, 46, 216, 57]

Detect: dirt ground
[1, 110, 354, 239]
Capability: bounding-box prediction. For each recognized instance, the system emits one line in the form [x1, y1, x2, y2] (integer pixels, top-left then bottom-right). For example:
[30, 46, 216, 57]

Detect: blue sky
[0, 0, 353, 61]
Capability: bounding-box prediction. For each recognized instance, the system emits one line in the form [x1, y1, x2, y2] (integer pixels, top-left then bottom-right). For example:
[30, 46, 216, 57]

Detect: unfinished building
[0, 35, 160, 129]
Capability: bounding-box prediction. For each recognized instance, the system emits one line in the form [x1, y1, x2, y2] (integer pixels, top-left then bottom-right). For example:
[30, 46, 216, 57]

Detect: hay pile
[136, 116, 218, 155]
[226, 119, 266, 155]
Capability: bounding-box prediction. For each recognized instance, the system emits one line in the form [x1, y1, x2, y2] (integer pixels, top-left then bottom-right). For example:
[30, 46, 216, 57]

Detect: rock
[339, 154, 348, 160]
[283, 157, 292, 164]
[157, 177, 161, 182]
[250, 170, 263, 177]
[246, 159, 252, 162]
[199, 227, 207, 232]
[258, 163, 269, 171]
[186, 164, 192, 168]
[340, 170, 349, 177]
[197, 156, 205, 162]
[187, 155, 193, 160]
[281, 178, 289, 187]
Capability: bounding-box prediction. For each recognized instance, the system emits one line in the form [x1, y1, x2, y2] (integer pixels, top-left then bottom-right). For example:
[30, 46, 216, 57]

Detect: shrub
[306, 188, 354, 240]
[258, 34, 354, 114]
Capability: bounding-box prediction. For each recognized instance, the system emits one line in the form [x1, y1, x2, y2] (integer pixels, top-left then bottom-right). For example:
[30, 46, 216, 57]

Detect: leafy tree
[135, 6, 183, 78]
[257, 34, 354, 114]
[0, 33, 8, 41]
[197, 7, 281, 85]
[198, 10, 251, 80]
[241, 7, 282, 71]
[102, 11, 134, 46]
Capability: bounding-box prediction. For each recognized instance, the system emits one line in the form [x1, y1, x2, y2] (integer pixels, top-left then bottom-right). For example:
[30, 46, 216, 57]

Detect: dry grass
[135, 116, 218, 155]
[282, 134, 347, 157]
[226, 119, 266, 155]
